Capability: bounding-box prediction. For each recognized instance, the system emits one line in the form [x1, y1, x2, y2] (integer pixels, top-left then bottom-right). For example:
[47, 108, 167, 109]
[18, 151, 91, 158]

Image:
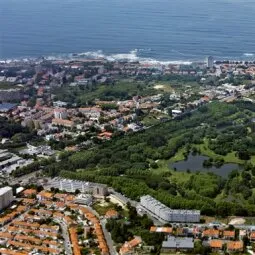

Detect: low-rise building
[227, 241, 243, 253]
[210, 240, 223, 251]
[202, 229, 220, 239]
[161, 237, 194, 253]
[119, 236, 142, 255]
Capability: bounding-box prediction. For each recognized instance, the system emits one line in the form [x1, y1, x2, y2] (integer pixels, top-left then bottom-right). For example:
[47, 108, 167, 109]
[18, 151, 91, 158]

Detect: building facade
[0, 187, 14, 210]
[206, 56, 214, 68]
[0, 89, 23, 102]
[140, 195, 200, 223]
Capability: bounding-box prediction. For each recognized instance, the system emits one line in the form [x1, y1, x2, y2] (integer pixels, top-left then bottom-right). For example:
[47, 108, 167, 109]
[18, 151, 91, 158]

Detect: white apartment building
[0, 186, 13, 210]
[140, 195, 200, 223]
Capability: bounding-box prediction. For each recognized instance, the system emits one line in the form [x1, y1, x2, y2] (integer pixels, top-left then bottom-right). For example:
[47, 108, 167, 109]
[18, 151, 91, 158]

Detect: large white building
[206, 56, 214, 68]
[0, 186, 13, 210]
[140, 195, 200, 223]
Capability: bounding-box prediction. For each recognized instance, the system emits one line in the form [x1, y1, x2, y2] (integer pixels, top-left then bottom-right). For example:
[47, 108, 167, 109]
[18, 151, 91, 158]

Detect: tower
[206, 56, 214, 68]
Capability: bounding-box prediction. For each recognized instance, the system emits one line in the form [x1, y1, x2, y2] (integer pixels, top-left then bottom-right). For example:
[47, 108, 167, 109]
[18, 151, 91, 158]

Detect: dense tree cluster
[42, 101, 255, 217]
[106, 203, 164, 249]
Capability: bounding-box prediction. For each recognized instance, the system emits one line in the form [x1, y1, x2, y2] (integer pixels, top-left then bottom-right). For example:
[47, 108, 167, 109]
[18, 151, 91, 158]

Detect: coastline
[1, 49, 255, 66]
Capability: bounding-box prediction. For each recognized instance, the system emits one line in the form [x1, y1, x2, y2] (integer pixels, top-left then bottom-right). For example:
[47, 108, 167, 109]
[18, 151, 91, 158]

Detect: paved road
[101, 218, 117, 255]
[109, 189, 137, 208]
[55, 218, 73, 255]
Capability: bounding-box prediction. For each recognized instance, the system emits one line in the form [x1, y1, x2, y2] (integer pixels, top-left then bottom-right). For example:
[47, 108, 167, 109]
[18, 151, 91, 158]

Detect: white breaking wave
[73, 49, 193, 65]
[0, 49, 193, 65]
[243, 53, 254, 57]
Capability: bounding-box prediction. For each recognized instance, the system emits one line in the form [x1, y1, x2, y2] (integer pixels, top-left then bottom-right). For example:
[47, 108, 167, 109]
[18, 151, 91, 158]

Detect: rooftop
[0, 186, 12, 196]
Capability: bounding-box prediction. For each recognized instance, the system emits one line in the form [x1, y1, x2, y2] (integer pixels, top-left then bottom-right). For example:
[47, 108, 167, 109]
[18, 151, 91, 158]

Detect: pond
[170, 154, 242, 178]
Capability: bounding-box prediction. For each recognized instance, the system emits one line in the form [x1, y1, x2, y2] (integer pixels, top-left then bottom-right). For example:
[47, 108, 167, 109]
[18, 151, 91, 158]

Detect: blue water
[0, 0, 255, 61]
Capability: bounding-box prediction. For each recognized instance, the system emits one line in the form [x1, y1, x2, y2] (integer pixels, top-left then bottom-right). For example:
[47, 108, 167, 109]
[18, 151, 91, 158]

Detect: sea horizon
[1, 0, 255, 62]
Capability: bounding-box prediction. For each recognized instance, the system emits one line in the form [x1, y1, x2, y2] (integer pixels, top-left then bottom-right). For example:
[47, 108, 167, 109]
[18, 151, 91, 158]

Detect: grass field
[92, 201, 116, 216]
[152, 136, 252, 187]
[193, 139, 245, 164]
[142, 115, 161, 126]
[153, 156, 191, 185]
[0, 82, 18, 90]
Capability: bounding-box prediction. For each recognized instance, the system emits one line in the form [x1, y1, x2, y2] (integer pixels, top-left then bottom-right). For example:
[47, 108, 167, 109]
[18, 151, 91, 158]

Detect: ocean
[0, 0, 255, 62]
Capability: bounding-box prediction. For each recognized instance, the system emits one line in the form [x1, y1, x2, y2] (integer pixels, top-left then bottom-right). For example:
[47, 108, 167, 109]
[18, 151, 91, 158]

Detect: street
[55, 218, 73, 255]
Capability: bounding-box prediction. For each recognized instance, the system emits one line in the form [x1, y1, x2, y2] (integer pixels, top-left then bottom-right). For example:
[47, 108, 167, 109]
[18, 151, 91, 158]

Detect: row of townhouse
[0, 205, 27, 227]
[0, 230, 61, 254]
[210, 240, 243, 252]
[7, 188, 110, 255]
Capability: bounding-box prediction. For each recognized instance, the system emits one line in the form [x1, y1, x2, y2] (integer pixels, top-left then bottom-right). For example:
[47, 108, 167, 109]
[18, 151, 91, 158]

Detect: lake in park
[170, 154, 242, 178]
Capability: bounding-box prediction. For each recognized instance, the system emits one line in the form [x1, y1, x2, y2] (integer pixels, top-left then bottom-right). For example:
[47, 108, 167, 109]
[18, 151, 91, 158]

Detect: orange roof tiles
[0, 232, 13, 239]
[16, 206, 26, 213]
[105, 209, 118, 218]
[23, 214, 41, 222]
[79, 207, 109, 254]
[223, 230, 235, 237]
[128, 237, 142, 248]
[227, 241, 243, 251]
[150, 226, 172, 233]
[37, 190, 53, 199]
[0, 206, 27, 226]
[0, 249, 28, 255]
[7, 240, 60, 254]
[21, 198, 36, 205]
[203, 229, 219, 237]
[69, 227, 81, 255]
[210, 240, 223, 249]
[64, 216, 74, 226]
[150, 226, 157, 232]
[40, 200, 52, 206]
[22, 189, 37, 197]
[0, 217, 11, 224]
[55, 201, 66, 208]
[54, 193, 67, 198]
[53, 212, 64, 218]
[120, 237, 142, 255]
[40, 224, 59, 232]
[42, 239, 59, 246]
[14, 235, 41, 244]
[11, 221, 40, 229]
[251, 232, 255, 239]
[66, 195, 75, 201]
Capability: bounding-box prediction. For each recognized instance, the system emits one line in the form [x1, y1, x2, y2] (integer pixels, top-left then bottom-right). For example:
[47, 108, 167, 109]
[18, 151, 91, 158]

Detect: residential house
[161, 237, 194, 253]
[105, 209, 119, 219]
[250, 231, 255, 242]
[22, 189, 37, 198]
[52, 118, 74, 128]
[202, 229, 220, 239]
[119, 236, 142, 255]
[227, 241, 243, 253]
[36, 190, 53, 201]
[150, 226, 172, 234]
[222, 230, 235, 240]
[210, 240, 223, 251]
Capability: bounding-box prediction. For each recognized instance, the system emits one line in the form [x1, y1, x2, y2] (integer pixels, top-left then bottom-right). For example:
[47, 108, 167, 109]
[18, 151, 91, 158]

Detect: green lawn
[194, 139, 245, 164]
[168, 147, 186, 163]
[142, 115, 161, 126]
[153, 156, 191, 185]
[92, 202, 116, 216]
[54, 80, 158, 104]
[0, 82, 18, 89]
